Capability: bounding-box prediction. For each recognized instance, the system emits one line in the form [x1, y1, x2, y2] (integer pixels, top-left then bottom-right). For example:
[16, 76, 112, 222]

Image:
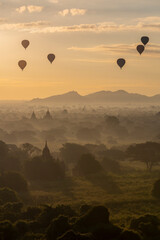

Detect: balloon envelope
[117, 58, 126, 69]
[141, 36, 149, 45]
[47, 54, 55, 64]
[137, 45, 145, 55]
[21, 40, 30, 49]
[18, 60, 27, 71]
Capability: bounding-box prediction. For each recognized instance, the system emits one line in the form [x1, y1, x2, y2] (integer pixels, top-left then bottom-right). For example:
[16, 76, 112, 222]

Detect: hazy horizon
[1, 88, 160, 101]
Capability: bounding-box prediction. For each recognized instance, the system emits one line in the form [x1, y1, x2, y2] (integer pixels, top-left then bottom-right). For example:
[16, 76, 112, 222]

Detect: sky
[0, 0, 160, 99]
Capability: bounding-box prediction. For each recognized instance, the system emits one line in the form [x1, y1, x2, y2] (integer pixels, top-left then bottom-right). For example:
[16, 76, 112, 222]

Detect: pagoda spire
[42, 141, 51, 161]
[31, 111, 37, 120]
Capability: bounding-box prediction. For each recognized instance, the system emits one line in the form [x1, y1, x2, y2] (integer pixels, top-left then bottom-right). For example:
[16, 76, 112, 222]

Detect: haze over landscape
[0, 1, 160, 240]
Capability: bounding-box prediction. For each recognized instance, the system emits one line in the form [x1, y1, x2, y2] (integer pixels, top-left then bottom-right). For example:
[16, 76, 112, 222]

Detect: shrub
[46, 216, 71, 240]
[23, 233, 45, 240]
[92, 224, 121, 240]
[38, 204, 76, 228]
[80, 205, 92, 215]
[152, 179, 160, 199]
[58, 230, 93, 240]
[14, 220, 29, 236]
[55, 205, 76, 218]
[101, 157, 121, 174]
[130, 214, 160, 237]
[23, 206, 42, 221]
[0, 188, 19, 205]
[119, 230, 141, 240]
[0, 171, 28, 193]
[130, 214, 159, 230]
[2, 202, 23, 213]
[25, 156, 65, 181]
[0, 220, 17, 240]
[73, 154, 103, 177]
[60, 143, 89, 165]
[75, 206, 109, 232]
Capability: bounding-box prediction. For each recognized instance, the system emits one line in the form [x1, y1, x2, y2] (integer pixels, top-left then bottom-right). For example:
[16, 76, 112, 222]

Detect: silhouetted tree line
[1, 139, 160, 196]
[0, 201, 159, 240]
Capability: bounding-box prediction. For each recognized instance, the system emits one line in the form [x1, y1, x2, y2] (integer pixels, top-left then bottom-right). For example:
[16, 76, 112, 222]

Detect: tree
[60, 143, 89, 165]
[0, 172, 28, 193]
[25, 156, 65, 181]
[105, 115, 120, 127]
[20, 143, 41, 158]
[130, 214, 160, 239]
[101, 157, 121, 174]
[73, 154, 103, 177]
[0, 188, 19, 205]
[75, 206, 110, 232]
[126, 142, 160, 171]
[119, 230, 141, 240]
[0, 220, 17, 240]
[46, 216, 71, 240]
[0, 141, 9, 174]
[76, 127, 101, 142]
[152, 179, 160, 199]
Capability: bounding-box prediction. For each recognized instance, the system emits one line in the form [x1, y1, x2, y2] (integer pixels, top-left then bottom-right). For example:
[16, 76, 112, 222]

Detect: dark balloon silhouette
[141, 36, 149, 45]
[18, 60, 27, 71]
[21, 40, 30, 49]
[137, 45, 145, 55]
[117, 58, 126, 69]
[47, 54, 55, 64]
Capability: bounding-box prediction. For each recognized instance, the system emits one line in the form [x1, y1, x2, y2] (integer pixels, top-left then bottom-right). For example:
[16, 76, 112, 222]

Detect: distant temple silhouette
[30, 110, 52, 120]
[30, 111, 37, 120]
[43, 110, 52, 120]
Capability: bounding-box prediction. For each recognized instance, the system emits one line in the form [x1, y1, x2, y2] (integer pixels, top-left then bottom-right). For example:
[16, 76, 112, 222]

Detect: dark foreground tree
[0, 187, 19, 205]
[46, 216, 71, 240]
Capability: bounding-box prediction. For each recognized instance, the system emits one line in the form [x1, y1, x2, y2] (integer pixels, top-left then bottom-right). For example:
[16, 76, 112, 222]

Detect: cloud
[59, 8, 87, 17]
[27, 5, 44, 13]
[24, 17, 160, 33]
[0, 18, 6, 23]
[48, 0, 58, 3]
[59, 9, 69, 17]
[16, 5, 43, 14]
[68, 43, 160, 56]
[1, 15, 160, 34]
[73, 58, 113, 63]
[70, 9, 87, 16]
[0, 21, 49, 31]
[136, 16, 160, 23]
[16, 6, 26, 14]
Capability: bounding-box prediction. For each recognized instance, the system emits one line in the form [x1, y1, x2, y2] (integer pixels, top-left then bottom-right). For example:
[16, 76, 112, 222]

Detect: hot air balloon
[47, 54, 55, 64]
[117, 58, 126, 69]
[141, 36, 149, 45]
[21, 40, 30, 49]
[18, 60, 27, 71]
[137, 45, 145, 55]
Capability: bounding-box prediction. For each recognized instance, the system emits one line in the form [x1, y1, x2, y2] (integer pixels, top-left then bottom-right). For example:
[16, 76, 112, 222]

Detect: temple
[42, 141, 52, 161]
[30, 111, 37, 120]
[43, 110, 52, 120]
